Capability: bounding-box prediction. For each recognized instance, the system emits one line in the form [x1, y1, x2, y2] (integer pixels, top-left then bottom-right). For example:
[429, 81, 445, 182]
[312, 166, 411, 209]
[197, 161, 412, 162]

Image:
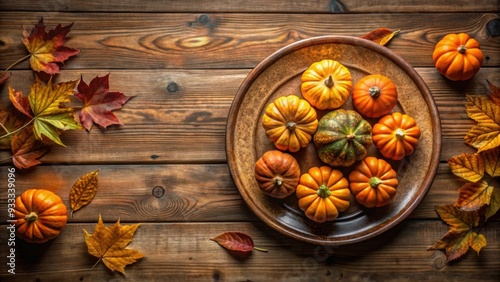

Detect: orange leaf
[69, 169, 99, 215]
[447, 153, 484, 182]
[455, 180, 494, 211]
[75, 74, 133, 131]
[480, 147, 500, 177]
[11, 125, 49, 169]
[360, 28, 400, 46]
[8, 85, 33, 118]
[464, 94, 500, 152]
[22, 18, 79, 74]
[487, 80, 500, 106]
[0, 105, 27, 150]
[83, 215, 143, 275]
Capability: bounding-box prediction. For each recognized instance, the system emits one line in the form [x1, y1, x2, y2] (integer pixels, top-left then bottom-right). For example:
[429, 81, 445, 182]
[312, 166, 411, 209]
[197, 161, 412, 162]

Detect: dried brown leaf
[70, 169, 99, 215]
[361, 28, 400, 46]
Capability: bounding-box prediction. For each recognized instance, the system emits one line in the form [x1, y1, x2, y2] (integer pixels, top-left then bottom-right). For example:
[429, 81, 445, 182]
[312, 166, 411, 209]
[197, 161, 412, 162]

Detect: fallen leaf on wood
[455, 180, 494, 211]
[83, 215, 143, 275]
[361, 28, 400, 46]
[75, 74, 133, 131]
[11, 125, 49, 169]
[464, 94, 500, 153]
[487, 80, 500, 106]
[70, 169, 99, 216]
[22, 18, 79, 74]
[211, 231, 268, 255]
[448, 153, 484, 182]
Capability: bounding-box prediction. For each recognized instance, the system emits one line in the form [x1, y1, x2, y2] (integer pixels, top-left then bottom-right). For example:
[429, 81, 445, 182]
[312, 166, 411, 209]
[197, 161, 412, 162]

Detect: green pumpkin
[314, 109, 372, 167]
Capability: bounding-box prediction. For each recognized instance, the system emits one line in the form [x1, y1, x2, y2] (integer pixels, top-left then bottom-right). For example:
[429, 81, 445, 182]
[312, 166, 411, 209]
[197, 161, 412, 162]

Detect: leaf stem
[90, 258, 102, 271]
[0, 122, 9, 134]
[253, 246, 268, 252]
[0, 156, 13, 163]
[0, 118, 34, 139]
[1, 54, 31, 75]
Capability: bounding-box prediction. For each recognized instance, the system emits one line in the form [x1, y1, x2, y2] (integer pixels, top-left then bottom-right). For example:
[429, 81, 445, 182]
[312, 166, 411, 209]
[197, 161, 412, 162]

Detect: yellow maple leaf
[480, 147, 500, 178]
[83, 215, 144, 275]
[455, 180, 494, 211]
[464, 94, 500, 152]
[447, 153, 484, 182]
[69, 169, 99, 216]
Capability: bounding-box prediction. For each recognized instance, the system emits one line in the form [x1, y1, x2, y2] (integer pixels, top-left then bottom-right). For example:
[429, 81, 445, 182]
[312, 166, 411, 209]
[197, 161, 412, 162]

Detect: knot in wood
[152, 186, 165, 198]
[167, 82, 179, 93]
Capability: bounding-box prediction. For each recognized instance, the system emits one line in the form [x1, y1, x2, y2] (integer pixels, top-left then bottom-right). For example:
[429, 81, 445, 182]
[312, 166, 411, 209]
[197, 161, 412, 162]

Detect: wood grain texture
[1, 0, 498, 13]
[0, 69, 497, 165]
[0, 12, 498, 70]
[0, 221, 498, 281]
[0, 163, 497, 222]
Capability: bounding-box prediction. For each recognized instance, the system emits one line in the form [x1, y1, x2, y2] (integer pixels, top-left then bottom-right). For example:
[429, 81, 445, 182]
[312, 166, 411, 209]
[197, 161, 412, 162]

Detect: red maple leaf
[22, 18, 79, 74]
[75, 74, 133, 131]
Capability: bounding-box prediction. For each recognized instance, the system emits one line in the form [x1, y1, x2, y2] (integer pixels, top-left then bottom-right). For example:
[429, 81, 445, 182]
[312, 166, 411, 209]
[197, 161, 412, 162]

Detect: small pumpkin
[262, 95, 318, 152]
[13, 189, 68, 243]
[301, 59, 352, 110]
[296, 166, 351, 223]
[432, 33, 483, 81]
[314, 109, 372, 167]
[254, 150, 301, 198]
[352, 74, 398, 118]
[348, 157, 398, 208]
[372, 112, 421, 160]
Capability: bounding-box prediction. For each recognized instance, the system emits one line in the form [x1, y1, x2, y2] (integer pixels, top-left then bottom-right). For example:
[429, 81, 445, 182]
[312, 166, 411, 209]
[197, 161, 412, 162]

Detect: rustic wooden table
[0, 1, 499, 281]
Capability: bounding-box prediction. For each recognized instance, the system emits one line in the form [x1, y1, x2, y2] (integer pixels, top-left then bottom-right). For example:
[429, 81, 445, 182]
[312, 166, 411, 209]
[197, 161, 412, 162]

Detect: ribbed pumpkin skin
[348, 157, 399, 208]
[352, 74, 398, 118]
[432, 33, 483, 81]
[13, 189, 68, 243]
[254, 150, 301, 198]
[300, 59, 352, 110]
[372, 112, 421, 160]
[296, 166, 351, 223]
[262, 95, 318, 153]
[314, 109, 372, 167]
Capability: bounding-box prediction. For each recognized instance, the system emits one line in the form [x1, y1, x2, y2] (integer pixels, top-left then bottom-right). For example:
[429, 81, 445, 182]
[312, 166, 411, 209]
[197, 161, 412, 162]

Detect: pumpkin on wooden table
[432, 33, 483, 81]
[261, 94, 318, 153]
[254, 150, 301, 198]
[372, 112, 421, 160]
[301, 59, 352, 110]
[296, 166, 351, 223]
[13, 189, 68, 243]
[352, 74, 398, 118]
[314, 109, 372, 167]
[348, 157, 399, 208]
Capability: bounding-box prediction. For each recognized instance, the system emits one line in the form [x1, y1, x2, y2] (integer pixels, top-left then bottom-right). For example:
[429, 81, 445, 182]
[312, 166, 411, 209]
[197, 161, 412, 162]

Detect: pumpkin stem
[369, 86, 381, 98]
[346, 133, 356, 140]
[25, 212, 38, 222]
[324, 74, 334, 88]
[274, 177, 283, 187]
[369, 177, 383, 188]
[395, 128, 405, 139]
[286, 121, 297, 131]
[317, 184, 332, 198]
[458, 45, 467, 54]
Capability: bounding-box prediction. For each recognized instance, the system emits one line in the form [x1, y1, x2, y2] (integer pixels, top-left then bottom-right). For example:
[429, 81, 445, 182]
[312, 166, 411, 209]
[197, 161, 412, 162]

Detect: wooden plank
[0, 163, 497, 223]
[1, 0, 497, 13]
[0, 221, 498, 281]
[1, 69, 497, 164]
[0, 12, 498, 70]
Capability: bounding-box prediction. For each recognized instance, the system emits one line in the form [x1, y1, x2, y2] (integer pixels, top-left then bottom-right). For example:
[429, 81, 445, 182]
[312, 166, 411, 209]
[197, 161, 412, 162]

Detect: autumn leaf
[9, 77, 81, 146]
[480, 147, 500, 177]
[448, 153, 484, 182]
[487, 80, 500, 106]
[70, 169, 99, 216]
[211, 231, 268, 256]
[361, 28, 400, 46]
[75, 74, 133, 131]
[0, 105, 27, 150]
[11, 125, 49, 169]
[484, 187, 500, 220]
[9, 86, 33, 118]
[464, 94, 500, 152]
[428, 205, 486, 261]
[22, 18, 79, 74]
[0, 72, 11, 85]
[455, 180, 494, 211]
[83, 215, 143, 275]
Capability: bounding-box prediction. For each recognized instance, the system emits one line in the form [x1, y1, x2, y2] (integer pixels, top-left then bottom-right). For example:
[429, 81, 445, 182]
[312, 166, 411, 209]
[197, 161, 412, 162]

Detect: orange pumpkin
[348, 157, 398, 208]
[13, 189, 68, 243]
[254, 150, 301, 198]
[432, 33, 483, 81]
[352, 74, 398, 118]
[372, 112, 421, 160]
[301, 59, 352, 110]
[296, 166, 351, 223]
[262, 95, 318, 152]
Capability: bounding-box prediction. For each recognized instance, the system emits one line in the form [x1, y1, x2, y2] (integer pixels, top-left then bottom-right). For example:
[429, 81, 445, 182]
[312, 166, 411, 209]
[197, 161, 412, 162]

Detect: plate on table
[226, 36, 441, 245]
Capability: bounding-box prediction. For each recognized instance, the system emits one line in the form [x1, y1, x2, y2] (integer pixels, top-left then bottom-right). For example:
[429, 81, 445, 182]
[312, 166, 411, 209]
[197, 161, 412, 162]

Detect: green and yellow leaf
[484, 187, 500, 220]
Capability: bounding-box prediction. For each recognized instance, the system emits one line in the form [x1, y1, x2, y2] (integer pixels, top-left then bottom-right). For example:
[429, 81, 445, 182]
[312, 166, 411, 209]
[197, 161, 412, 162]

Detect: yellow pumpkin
[262, 95, 318, 152]
[296, 166, 351, 223]
[301, 59, 352, 110]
